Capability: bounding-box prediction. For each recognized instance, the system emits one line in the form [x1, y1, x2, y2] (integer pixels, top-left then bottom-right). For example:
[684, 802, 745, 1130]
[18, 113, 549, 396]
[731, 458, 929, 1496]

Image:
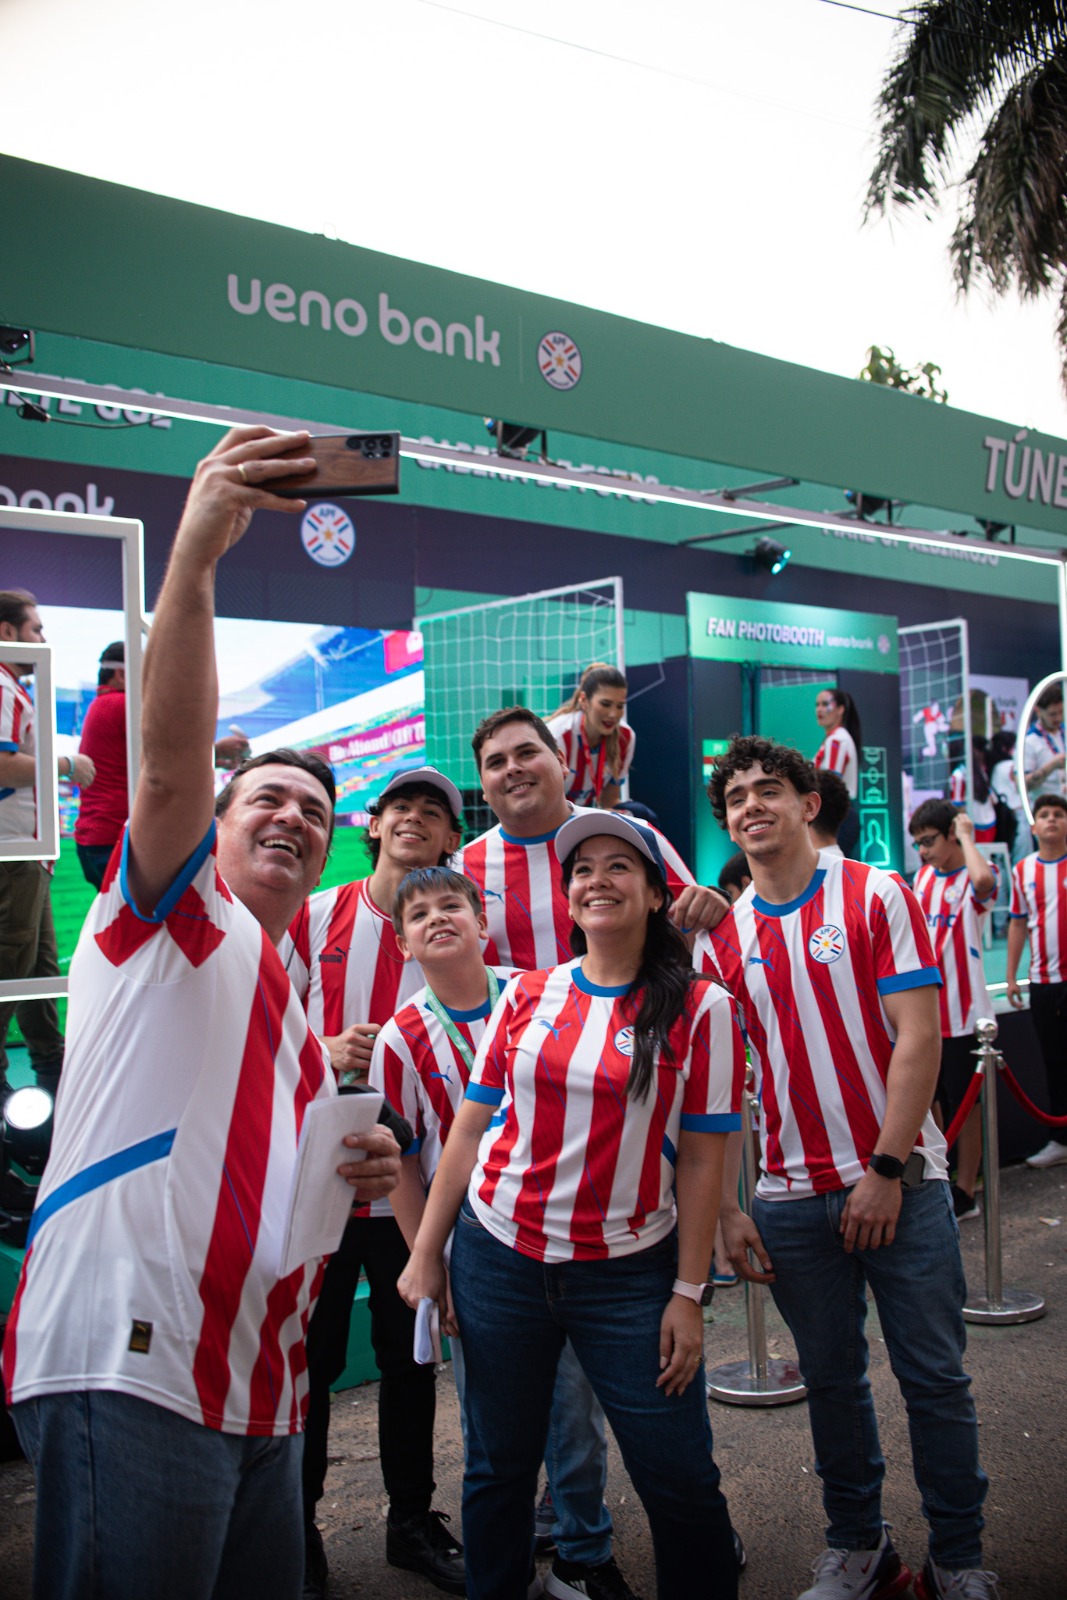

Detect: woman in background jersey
[813, 687, 862, 856]
[398, 810, 743, 1600]
[547, 663, 634, 808]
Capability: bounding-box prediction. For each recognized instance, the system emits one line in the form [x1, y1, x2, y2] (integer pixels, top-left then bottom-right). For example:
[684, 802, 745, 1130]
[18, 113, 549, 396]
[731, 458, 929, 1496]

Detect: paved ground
[3, 1162, 1066, 1598]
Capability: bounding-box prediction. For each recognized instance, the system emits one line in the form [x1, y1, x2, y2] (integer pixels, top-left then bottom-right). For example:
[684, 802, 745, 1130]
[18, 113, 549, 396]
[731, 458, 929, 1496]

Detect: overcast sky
[4, 0, 1065, 439]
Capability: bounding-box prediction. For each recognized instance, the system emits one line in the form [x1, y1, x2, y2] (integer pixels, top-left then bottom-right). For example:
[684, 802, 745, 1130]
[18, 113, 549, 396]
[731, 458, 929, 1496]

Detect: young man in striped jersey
[2, 429, 401, 1599]
[909, 799, 997, 1221]
[1007, 792, 1067, 1168]
[288, 766, 468, 1596]
[458, 706, 720, 969]
[699, 735, 994, 1600]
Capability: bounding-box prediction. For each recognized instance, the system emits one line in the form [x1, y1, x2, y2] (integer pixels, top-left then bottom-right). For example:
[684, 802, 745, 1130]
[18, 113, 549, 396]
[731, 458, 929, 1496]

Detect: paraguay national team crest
[301, 503, 355, 568]
[809, 924, 845, 964]
[538, 331, 583, 391]
[614, 1026, 635, 1057]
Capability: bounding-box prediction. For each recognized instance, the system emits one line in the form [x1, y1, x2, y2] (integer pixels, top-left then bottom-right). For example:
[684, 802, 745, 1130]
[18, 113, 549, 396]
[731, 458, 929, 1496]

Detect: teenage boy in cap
[289, 766, 467, 1597]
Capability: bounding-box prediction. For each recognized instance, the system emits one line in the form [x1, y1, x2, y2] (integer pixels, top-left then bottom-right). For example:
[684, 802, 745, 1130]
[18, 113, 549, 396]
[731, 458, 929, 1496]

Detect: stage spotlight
[484, 417, 548, 460]
[0, 326, 34, 366]
[0, 1083, 55, 1248]
[753, 536, 791, 575]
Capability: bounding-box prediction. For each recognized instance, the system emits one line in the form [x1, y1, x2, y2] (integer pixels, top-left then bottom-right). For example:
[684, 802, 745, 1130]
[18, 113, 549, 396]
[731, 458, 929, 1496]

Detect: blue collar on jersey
[752, 867, 826, 919]
[498, 824, 562, 845]
[572, 963, 632, 997]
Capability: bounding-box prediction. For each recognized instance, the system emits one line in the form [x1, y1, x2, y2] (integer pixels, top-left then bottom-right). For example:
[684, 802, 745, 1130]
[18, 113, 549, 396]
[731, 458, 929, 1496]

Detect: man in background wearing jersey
[2, 429, 401, 1600]
[908, 800, 997, 1223]
[453, 706, 725, 1600]
[287, 766, 467, 1597]
[1008, 792, 1067, 1169]
[699, 735, 993, 1600]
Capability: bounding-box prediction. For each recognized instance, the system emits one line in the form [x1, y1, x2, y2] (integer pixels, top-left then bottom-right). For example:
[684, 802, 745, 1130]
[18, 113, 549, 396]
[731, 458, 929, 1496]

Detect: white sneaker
[915, 1560, 1001, 1598]
[1025, 1139, 1067, 1168]
[797, 1526, 911, 1599]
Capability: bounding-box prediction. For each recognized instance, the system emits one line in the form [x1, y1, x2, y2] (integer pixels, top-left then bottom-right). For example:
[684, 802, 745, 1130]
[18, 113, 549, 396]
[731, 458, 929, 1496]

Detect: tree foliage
[859, 343, 949, 401]
[866, 1, 1067, 390]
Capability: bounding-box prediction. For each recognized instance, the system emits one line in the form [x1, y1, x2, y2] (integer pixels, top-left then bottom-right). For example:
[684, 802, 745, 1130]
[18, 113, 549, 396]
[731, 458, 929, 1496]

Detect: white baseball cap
[378, 765, 463, 819]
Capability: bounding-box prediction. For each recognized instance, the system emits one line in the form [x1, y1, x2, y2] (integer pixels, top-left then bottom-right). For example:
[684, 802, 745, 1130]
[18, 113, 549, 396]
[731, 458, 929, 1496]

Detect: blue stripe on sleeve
[120, 820, 217, 924]
[877, 967, 943, 995]
[680, 1112, 742, 1132]
[464, 1083, 505, 1106]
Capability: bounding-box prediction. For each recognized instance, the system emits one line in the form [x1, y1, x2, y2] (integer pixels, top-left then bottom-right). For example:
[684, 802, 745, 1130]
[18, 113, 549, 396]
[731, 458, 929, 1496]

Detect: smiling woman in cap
[398, 810, 746, 1600]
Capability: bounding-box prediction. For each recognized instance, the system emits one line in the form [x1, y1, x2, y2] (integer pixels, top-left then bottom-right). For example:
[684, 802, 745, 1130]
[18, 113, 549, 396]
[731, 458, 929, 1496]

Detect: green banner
[687, 594, 898, 674]
[4, 155, 1067, 537]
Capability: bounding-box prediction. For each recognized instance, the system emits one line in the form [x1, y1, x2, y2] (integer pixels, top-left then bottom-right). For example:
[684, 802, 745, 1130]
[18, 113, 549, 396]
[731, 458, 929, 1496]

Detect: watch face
[700, 1284, 714, 1306]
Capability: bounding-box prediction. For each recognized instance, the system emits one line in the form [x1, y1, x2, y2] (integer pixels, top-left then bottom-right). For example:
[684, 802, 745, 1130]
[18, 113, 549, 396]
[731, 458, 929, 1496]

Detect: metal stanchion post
[962, 1017, 1045, 1325]
[706, 1073, 807, 1406]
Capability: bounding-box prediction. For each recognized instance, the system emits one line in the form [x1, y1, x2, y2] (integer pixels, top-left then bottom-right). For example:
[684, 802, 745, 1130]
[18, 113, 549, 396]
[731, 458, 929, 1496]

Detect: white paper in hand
[414, 1298, 442, 1365]
[278, 1091, 384, 1277]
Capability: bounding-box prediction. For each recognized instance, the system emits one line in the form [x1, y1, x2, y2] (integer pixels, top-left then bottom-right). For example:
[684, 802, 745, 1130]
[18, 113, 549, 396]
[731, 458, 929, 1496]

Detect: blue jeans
[753, 1179, 987, 1568]
[13, 1390, 304, 1599]
[452, 1333, 614, 1565]
[449, 1202, 737, 1600]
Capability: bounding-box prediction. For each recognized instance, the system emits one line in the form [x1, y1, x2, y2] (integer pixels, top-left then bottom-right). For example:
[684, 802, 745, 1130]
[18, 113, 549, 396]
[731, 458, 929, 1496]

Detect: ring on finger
[237, 462, 249, 485]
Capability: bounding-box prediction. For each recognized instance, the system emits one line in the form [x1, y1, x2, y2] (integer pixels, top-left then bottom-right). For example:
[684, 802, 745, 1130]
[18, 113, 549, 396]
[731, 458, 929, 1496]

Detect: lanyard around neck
[423, 968, 501, 1072]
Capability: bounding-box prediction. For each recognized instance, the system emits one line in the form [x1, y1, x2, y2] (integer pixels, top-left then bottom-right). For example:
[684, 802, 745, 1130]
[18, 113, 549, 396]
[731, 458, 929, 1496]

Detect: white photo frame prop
[0, 507, 147, 820]
[1016, 670, 1067, 826]
[0, 642, 58, 860]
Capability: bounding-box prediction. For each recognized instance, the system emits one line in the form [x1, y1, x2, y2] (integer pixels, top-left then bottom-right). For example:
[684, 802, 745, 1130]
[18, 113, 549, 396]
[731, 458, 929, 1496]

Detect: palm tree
[865, 2, 1067, 390]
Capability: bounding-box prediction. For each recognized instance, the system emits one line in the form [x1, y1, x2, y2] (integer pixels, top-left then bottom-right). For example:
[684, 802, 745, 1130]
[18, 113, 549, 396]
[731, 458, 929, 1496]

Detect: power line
[408, 0, 872, 134]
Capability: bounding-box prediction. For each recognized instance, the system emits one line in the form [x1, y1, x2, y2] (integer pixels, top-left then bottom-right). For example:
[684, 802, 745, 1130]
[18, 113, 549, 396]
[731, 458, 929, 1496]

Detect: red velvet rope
[998, 1060, 1067, 1129]
[943, 1067, 986, 1149]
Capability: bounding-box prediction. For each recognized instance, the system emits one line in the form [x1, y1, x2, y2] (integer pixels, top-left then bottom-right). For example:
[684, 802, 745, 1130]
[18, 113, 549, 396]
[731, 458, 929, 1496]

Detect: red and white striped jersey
[814, 727, 858, 799]
[545, 711, 636, 805]
[0, 663, 36, 838]
[285, 876, 426, 1218]
[368, 967, 519, 1192]
[455, 805, 695, 969]
[913, 862, 996, 1036]
[464, 961, 744, 1262]
[696, 855, 947, 1199]
[1010, 851, 1067, 985]
[3, 824, 334, 1436]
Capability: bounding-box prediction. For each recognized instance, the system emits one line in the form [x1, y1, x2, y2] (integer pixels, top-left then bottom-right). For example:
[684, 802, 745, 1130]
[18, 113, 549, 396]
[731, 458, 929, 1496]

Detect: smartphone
[271, 432, 401, 499]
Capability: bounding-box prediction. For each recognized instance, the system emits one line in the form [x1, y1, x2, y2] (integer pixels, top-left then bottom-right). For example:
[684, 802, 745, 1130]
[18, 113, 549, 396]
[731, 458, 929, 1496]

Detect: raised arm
[126, 428, 312, 913]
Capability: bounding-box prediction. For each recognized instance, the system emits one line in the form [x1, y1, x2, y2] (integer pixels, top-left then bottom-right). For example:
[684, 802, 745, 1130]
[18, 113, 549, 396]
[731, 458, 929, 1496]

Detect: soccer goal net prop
[415, 576, 624, 837]
[898, 618, 972, 813]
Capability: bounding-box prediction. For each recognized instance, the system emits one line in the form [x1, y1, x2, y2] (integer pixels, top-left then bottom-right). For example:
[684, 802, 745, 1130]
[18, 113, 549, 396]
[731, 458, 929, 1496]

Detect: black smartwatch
[868, 1152, 906, 1181]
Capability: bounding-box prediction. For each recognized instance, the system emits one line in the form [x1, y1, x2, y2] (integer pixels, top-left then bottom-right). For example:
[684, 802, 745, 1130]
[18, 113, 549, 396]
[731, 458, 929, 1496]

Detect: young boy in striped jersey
[370, 867, 517, 1258]
[909, 798, 998, 1221]
[699, 735, 994, 1600]
[1007, 792, 1067, 1168]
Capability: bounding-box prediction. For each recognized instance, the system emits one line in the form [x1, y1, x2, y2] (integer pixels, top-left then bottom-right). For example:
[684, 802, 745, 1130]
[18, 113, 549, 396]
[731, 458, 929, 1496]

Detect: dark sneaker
[797, 1526, 911, 1598]
[535, 1484, 557, 1555]
[386, 1508, 467, 1596]
[303, 1521, 328, 1599]
[952, 1184, 981, 1222]
[914, 1561, 1001, 1598]
[545, 1554, 640, 1600]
